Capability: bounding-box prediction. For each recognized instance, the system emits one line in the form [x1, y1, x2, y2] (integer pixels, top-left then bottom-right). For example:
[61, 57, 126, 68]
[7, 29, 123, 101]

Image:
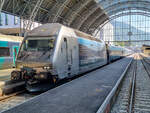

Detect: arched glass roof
[96, 10, 150, 47]
[1, 0, 150, 35]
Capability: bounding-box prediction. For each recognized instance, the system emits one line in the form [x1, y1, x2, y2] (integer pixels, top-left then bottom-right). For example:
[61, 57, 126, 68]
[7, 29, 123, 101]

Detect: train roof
[74, 30, 102, 42]
[0, 34, 23, 42]
[27, 23, 102, 42]
[27, 23, 62, 37]
[142, 44, 150, 50]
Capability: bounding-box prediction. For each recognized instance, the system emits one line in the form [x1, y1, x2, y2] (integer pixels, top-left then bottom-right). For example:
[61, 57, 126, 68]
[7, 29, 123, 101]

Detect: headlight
[34, 72, 48, 80]
[43, 66, 51, 70]
[39, 73, 45, 78]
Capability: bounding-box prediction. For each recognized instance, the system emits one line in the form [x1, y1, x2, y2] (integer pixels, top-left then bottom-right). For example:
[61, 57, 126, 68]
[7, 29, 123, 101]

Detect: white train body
[11, 23, 132, 91]
[14, 23, 107, 81]
[53, 26, 107, 78]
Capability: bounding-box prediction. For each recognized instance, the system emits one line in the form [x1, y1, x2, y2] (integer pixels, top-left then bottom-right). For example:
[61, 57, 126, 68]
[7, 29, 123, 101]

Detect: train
[0, 34, 23, 69]
[10, 23, 132, 92]
[107, 45, 132, 62]
[141, 44, 150, 55]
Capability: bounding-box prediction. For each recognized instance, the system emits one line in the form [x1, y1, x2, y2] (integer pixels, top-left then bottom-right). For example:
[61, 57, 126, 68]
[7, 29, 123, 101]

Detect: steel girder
[2, 0, 46, 18]
[79, 8, 106, 32]
[2, 0, 150, 35]
[108, 7, 150, 17]
[48, 0, 71, 23]
[99, 0, 150, 9]
[2, 0, 25, 15]
[25, 0, 44, 30]
[87, 0, 150, 34]
[1, 0, 107, 34]
[87, 14, 108, 34]
[63, 0, 92, 26]
[99, 0, 150, 16]
[71, 3, 100, 29]
[0, 0, 4, 13]
[93, 11, 150, 37]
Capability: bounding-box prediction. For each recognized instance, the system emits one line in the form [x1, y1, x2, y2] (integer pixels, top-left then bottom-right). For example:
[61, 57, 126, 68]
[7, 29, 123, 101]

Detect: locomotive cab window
[22, 38, 55, 52]
[0, 47, 10, 57]
[18, 37, 55, 62]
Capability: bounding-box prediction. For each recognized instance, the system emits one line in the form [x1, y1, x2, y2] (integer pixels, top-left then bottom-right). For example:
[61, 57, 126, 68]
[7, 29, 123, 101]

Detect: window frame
[0, 47, 10, 57]
[14, 16, 18, 25]
[0, 13, 2, 26]
[5, 14, 8, 25]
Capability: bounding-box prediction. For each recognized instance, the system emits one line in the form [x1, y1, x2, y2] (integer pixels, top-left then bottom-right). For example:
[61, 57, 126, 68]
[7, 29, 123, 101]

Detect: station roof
[1, 0, 150, 35]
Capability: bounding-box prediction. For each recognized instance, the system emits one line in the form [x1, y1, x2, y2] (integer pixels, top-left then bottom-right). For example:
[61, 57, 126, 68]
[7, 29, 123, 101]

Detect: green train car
[0, 34, 23, 69]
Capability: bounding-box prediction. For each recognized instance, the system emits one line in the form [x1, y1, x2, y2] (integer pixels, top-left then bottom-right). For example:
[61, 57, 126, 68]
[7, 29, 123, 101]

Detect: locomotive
[10, 23, 132, 92]
[0, 34, 23, 69]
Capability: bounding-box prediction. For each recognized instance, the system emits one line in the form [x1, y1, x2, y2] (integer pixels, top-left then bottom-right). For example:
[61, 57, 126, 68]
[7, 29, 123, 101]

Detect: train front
[11, 36, 57, 92]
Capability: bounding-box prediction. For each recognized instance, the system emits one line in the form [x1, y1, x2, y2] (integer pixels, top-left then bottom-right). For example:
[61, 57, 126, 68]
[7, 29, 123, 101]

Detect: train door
[13, 46, 19, 66]
[106, 44, 109, 63]
[63, 37, 79, 77]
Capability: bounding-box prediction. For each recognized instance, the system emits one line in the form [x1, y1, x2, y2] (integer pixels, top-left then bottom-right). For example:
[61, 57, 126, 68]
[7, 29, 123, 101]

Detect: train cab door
[13, 46, 19, 66]
[63, 37, 79, 77]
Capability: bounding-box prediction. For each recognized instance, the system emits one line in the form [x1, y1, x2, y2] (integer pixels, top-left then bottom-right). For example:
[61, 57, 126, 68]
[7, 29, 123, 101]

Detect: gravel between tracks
[110, 56, 136, 113]
[111, 54, 150, 113]
[133, 55, 150, 113]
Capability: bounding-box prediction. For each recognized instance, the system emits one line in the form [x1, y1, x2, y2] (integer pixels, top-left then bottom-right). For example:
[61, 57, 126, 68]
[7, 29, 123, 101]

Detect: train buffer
[0, 69, 25, 95]
[3, 56, 133, 113]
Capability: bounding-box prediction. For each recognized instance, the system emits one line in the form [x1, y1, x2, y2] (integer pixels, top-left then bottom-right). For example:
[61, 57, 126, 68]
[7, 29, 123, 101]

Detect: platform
[3, 56, 133, 113]
[0, 69, 14, 87]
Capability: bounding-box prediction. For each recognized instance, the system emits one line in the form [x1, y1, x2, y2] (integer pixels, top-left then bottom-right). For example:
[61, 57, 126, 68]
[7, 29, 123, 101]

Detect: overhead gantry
[1, 0, 150, 35]
[0, 0, 4, 13]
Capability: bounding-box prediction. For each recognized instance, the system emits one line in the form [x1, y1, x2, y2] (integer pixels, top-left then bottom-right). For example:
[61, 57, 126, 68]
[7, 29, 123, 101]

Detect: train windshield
[17, 37, 55, 62]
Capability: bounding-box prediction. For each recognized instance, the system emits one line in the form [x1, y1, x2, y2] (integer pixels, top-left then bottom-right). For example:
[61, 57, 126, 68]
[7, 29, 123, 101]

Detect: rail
[128, 55, 137, 113]
[0, 90, 25, 101]
[96, 55, 134, 113]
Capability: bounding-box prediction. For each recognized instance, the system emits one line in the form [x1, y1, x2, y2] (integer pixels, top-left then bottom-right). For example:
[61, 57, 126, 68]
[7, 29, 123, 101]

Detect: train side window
[14, 48, 17, 57]
[0, 47, 10, 57]
[71, 49, 73, 64]
[64, 38, 68, 49]
[64, 38, 68, 62]
[64, 38, 67, 42]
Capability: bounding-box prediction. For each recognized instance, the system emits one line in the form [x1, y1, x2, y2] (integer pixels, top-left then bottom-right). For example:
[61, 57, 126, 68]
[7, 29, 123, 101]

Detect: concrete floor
[3, 56, 133, 113]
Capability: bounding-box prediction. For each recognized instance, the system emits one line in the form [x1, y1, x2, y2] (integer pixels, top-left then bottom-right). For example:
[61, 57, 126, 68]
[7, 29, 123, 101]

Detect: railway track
[110, 54, 136, 113]
[135, 54, 150, 112]
[111, 54, 150, 113]
[0, 90, 25, 101]
[0, 56, 134, 113]
[0, 90, 39, 112]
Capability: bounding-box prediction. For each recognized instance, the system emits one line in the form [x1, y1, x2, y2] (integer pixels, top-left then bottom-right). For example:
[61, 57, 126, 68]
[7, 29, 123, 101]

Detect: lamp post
[128, 31, 132, 46]
[128, 9, 132, 46]
[0, 0, 4, 13]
